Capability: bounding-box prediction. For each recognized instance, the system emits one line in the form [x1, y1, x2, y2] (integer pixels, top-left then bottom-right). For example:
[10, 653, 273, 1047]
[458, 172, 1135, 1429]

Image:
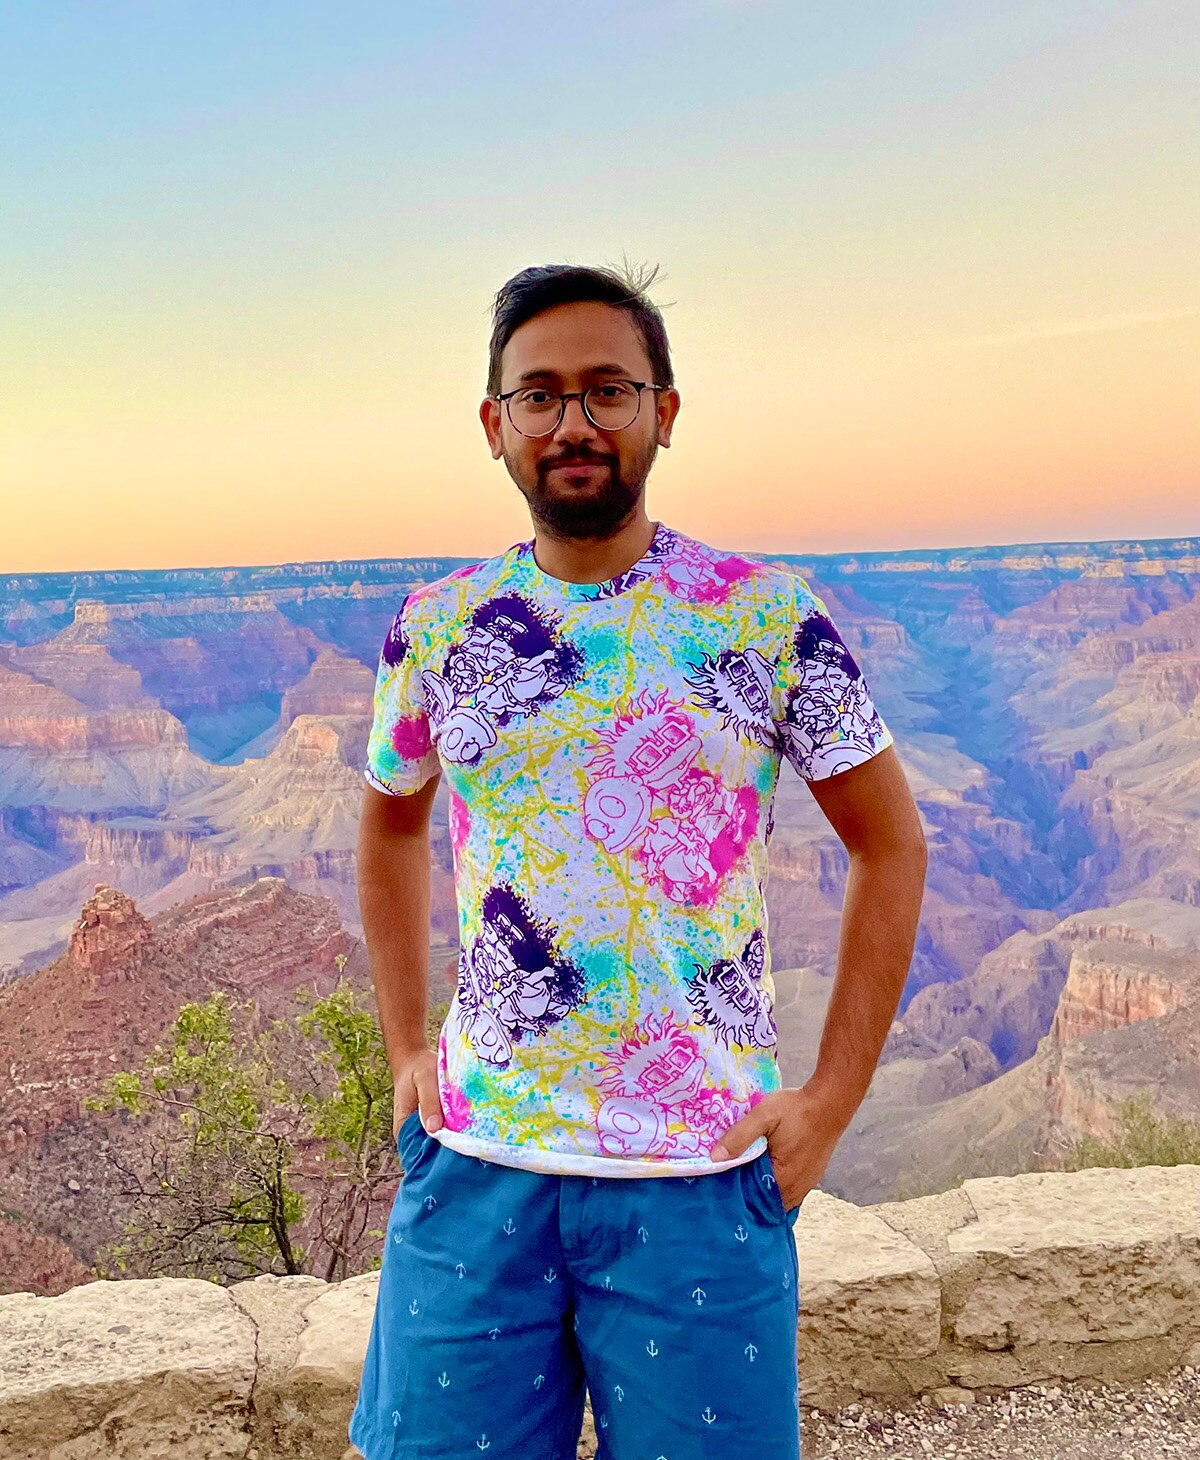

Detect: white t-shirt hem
[430, 1126, 767, 1178]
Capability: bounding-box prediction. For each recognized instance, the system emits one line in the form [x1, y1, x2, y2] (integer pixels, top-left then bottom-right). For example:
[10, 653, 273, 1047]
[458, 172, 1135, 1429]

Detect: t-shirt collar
[513, 520, 676, 603]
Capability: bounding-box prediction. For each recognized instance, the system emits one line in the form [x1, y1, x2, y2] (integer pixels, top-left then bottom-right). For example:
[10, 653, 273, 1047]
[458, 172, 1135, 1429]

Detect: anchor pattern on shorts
[355, 1137, 800, 1457]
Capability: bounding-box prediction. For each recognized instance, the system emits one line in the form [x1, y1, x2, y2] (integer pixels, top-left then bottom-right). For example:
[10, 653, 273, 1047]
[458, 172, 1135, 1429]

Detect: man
[349, 262, 928, 1460]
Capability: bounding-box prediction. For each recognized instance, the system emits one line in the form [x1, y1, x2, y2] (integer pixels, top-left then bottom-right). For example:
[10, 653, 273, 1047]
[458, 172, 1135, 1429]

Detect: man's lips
[548, 461, 609, 474]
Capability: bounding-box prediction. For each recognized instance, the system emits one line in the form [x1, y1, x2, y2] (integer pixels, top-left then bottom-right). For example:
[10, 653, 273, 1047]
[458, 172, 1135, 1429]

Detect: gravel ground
[799, 1365, 1200, 1459]
[575, 1364, 1199, 1458]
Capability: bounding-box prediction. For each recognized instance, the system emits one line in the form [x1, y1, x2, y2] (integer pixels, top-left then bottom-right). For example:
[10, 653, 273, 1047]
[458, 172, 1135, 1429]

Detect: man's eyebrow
[516, 363, 633, 383]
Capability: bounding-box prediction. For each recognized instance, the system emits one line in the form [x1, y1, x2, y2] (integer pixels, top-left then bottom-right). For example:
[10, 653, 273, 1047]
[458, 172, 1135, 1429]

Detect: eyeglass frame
[492, 379, 667, 437]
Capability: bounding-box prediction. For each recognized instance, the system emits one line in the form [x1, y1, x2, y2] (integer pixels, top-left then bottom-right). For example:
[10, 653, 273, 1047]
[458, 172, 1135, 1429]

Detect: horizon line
[5, 529, 1199, 583]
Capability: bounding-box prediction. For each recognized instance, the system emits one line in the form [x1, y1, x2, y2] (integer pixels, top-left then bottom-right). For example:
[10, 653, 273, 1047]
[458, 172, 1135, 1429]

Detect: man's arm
[803, 742, 928, 1125]
[357, 775, 445, 1125]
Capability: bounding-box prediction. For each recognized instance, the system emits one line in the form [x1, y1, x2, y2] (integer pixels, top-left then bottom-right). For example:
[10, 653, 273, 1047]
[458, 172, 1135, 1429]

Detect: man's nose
[553, 396, 600, 442]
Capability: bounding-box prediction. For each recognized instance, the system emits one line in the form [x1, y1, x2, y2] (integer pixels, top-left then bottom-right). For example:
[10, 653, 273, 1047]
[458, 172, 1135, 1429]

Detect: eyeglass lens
[507, 382, 643, 436]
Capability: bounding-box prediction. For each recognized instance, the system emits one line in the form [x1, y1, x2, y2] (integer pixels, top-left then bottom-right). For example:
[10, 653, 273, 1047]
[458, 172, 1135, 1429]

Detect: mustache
[543, 453, 612, 470]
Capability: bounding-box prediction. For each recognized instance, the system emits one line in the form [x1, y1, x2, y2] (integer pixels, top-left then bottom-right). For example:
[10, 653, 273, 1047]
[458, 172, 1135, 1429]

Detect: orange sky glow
[3, 3, 1196, 572]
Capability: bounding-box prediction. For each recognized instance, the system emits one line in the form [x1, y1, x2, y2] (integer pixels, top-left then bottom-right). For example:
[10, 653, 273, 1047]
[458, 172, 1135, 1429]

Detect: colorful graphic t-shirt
[365, 522, 894, 1178]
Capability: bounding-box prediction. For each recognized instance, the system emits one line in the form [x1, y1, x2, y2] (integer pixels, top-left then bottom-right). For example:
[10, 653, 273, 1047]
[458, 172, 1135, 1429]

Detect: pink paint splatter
[663, 546, 760, 605]
[437, 1027, 473, 1132]
[391, 712, 431, 759]
[705, 784, 760, 880]
[441, 1082, 472, 1132]
[715, 553, 762, 585]
[448, 790, 470, 853]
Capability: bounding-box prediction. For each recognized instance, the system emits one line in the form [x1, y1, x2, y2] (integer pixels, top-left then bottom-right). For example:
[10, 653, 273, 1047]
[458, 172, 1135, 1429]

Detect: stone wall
[1, 1164, 1198, 1459]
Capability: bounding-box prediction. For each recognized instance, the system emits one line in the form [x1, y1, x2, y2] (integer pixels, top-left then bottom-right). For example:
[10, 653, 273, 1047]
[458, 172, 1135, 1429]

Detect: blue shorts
[349, 1107, 802, 1460]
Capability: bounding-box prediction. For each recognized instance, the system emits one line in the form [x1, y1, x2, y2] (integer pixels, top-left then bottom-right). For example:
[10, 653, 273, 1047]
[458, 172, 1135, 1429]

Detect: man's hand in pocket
[392, 1047, 444, 1144]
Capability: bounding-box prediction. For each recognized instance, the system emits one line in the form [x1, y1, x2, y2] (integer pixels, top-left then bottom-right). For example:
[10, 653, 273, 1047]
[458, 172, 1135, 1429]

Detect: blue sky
[3, 1, 1196, 570]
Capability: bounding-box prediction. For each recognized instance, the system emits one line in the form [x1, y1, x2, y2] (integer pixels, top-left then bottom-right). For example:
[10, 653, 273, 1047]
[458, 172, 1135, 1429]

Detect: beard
[506, 437, 659, 540]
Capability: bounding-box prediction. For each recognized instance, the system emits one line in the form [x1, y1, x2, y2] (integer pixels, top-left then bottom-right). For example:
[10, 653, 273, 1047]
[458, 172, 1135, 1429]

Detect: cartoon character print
[421, 594, 584, 765]
[658, 538, 760, 605]
[571, 526, 760, 606]
[454, 883, 587, 1068]
[582, 688, 758, 906]
[775, 610, 889, 778]
[593, 1010, 754, 1158]
[685, 928, 777, 1049]
[683, 645, 777, 748]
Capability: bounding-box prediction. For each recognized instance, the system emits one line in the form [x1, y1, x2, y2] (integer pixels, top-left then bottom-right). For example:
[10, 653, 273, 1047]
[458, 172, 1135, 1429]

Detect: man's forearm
[805, 845, 927, 1125]
[358, 826, 434, 1078]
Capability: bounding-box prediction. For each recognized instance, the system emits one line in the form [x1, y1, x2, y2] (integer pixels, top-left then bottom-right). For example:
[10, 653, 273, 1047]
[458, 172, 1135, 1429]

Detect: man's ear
[480, 397, 504, 459]
[657, 388, 681, 448]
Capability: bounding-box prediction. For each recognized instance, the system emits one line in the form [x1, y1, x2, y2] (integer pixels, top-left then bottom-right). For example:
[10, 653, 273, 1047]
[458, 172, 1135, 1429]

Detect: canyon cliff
[2, 535, 1198, 1241]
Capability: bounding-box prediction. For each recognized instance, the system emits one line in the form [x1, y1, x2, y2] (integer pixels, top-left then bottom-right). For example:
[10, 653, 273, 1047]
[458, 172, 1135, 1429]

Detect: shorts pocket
[763, 1148, 790, 1223]
[396, 1106, 427, 1169]
[739, 1148, 789, 1227]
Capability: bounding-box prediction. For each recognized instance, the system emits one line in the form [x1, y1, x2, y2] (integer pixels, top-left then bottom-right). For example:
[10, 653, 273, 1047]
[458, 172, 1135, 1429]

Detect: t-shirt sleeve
[364, 593, 440, 796]
[771, 574, 894, 782]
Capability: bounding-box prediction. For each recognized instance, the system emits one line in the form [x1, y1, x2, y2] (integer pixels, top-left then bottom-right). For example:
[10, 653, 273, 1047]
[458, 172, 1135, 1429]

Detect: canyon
[1, 535, 1198, 1291]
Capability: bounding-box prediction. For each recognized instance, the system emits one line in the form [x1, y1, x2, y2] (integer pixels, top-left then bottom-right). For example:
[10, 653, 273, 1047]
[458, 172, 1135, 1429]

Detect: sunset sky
[3, 1, 1197, 574]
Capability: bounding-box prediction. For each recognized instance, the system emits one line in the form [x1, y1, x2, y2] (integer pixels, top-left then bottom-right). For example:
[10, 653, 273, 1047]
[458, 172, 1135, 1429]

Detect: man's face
[480, 300, 681, 538]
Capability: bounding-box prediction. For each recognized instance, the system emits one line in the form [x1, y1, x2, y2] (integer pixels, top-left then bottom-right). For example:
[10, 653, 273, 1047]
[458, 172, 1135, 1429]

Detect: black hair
[486, 256, 675, 396]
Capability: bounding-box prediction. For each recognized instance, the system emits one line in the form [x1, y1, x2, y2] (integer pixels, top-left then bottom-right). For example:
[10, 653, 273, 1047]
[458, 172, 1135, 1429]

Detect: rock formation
[1051, 940, 1200, 1045]
[67, 885, 153, 984]
[279, 649, 375, 722]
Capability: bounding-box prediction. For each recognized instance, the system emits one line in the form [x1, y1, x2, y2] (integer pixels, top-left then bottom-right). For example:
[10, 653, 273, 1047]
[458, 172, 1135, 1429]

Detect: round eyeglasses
[495, 380, 665, 437]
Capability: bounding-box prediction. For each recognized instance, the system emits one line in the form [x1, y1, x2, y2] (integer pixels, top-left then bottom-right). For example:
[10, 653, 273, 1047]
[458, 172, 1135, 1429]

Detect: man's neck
[530, 512, 658, 586]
